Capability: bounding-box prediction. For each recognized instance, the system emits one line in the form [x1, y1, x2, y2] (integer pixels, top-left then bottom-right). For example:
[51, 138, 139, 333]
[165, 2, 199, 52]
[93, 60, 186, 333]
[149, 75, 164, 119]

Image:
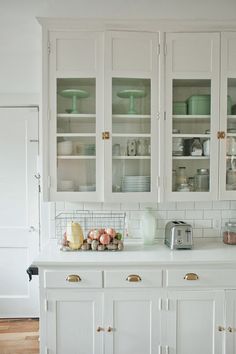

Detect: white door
[0, 107, 39, 317]
[46, 290, 103, 354]
[104, 290, 161, 354]
[225, 290, 236, 354]
[166, 290, 224, 354]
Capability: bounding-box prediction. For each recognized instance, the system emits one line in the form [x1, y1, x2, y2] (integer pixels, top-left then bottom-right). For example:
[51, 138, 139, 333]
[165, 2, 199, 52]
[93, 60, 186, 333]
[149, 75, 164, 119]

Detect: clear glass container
[223, 222, 236, 245]
[190, 138, 203, 156]
[194, 168, 209, 191]
[176, 166, 188, 187]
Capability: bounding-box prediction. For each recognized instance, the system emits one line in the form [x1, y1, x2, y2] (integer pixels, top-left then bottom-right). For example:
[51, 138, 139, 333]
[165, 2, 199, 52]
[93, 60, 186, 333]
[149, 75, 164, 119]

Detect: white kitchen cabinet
[225, 290, 236, 354]
[43, 281, 161, 354]
[165, 32, 220, 201]
[46, 290, 103, 354]
[104, 290, 161, 354]
[40, 19, 160, 202]
[166, 290, 224, 354]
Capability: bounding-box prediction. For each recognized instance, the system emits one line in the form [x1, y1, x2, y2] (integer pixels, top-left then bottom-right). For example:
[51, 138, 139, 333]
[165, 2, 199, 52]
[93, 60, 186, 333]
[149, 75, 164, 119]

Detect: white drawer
[44, 270, 103, 289]
[166, 269, 236, 288]
[104, 269, 162, 288]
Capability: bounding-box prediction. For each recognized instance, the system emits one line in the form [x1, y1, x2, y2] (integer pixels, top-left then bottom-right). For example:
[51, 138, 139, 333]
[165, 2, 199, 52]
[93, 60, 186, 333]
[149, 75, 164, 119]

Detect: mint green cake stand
[60, 89, 89, 114]
[117, 89, 146, 114]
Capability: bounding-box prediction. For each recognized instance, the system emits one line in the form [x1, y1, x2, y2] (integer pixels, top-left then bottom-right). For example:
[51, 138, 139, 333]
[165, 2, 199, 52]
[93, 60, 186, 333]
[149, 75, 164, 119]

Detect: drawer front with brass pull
[44, 270, 102, 288]
[166, 269, 236, 288]
[104, 270, 162, 288]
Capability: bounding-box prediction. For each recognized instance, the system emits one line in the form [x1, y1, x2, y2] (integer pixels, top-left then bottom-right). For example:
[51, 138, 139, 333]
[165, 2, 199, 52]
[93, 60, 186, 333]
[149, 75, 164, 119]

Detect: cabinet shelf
[57, 155, 96, 159]
[227, 115, 236, 119]
[113, 114, 150, 119]
[57, 133, 96, 137]
[172, 134, 210, 138]
[172, 156, 210, 160]
[57, 113, 96, 118]
[173, 114, 210, 119]
[112, 133, 151, 138]
[113, 156, 151, 160]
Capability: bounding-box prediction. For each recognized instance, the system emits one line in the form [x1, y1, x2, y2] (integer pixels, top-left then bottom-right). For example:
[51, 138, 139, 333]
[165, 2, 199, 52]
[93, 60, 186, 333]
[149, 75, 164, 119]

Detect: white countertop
[33, 239, 236, 267]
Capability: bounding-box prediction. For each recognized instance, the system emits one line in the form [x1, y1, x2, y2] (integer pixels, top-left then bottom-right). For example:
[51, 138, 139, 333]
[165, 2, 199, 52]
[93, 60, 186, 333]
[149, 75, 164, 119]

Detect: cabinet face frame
[219, 32, 236, 200]
[103, 31, 160, 202]
[164, 32, 220, 201]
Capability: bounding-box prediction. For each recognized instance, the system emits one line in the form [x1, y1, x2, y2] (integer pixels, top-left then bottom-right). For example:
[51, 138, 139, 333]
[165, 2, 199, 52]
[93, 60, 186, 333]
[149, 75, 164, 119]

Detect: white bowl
[57, 141, 73, 155]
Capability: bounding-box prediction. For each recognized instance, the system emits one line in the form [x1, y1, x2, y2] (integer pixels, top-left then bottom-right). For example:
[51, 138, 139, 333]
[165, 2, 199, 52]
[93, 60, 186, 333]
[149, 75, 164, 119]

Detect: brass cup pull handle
[218, 326, 225, 332]
[184, 273, 199, 281]
[126, 274, 142, 282]
[66, 274, 81, 283]
[107, 326, 113, 332]
[96, 326, 104, 332]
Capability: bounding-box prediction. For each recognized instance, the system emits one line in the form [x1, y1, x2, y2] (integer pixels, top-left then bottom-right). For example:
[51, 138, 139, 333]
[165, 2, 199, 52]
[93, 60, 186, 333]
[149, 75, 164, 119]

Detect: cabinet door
[166, 290, 224, 354]
[46, 290, 103, 354]
[104, 290, 161, 354]
[165, 33, 220, 201]
[104, 31, 159, 202]
[46, 31, 104, 201]
[225, 290, 236, 354]
[219, 32, 236, 199]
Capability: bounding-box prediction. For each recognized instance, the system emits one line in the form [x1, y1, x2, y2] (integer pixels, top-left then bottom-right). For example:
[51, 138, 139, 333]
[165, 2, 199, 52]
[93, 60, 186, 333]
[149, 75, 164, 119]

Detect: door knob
[107, 326, 113, 332]
[96, 326, 104, 332]
[228, 326, 233, 332]
[218, 326, 225, 332]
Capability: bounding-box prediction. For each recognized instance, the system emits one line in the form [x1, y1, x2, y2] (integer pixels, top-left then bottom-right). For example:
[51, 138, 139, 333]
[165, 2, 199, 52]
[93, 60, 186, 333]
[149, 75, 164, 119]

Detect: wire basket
[55, 210, 126, 251]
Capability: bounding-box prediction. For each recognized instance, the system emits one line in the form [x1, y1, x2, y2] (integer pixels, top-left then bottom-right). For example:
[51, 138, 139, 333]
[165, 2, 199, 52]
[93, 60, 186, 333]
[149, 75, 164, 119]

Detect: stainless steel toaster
[165, 221, 193, 249]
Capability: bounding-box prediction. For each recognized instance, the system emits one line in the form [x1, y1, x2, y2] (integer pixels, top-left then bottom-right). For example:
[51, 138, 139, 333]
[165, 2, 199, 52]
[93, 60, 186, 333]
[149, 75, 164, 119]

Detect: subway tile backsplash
[50, 200, 234, 240]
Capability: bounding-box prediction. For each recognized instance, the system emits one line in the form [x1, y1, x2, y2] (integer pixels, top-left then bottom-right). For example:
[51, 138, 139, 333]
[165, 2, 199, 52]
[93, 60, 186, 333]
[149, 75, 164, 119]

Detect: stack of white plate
[121, 175, 150, 192]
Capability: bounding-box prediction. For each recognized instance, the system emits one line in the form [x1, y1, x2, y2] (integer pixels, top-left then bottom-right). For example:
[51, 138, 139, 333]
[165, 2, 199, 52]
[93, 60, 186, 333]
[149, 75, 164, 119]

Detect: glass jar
[190, 138, 202, 156]
[194, 168, 209, 192]
[172, 129, 184, 156]
[223, 222, 236, 244]
[176, 166, 187, 187]
[188, 177, 195, 191]
[177, 183, 190, 192]
[226, 168, 236, 187]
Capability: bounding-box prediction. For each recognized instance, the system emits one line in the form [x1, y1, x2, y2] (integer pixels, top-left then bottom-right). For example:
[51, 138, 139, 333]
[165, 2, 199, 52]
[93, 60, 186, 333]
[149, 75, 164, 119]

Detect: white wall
[0, 0, 236, 97]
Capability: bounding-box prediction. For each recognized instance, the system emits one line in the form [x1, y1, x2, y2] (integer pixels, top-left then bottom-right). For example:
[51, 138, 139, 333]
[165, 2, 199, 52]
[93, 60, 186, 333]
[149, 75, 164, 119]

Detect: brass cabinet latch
[217, 131, 226, 139]
[102, 131, 110, 140]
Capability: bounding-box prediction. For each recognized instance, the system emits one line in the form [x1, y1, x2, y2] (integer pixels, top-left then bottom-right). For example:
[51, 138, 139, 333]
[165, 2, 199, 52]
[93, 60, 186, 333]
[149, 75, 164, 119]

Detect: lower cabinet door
[46, 290, 103, 354]
[166, 290, 225, 354]
[104, 290, 161, 354]
[225, 290, 236, 354]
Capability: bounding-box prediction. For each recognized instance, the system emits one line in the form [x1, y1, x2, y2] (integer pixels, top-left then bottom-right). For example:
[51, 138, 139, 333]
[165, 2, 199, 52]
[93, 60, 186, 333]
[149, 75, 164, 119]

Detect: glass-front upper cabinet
[220, 33, 236, 199]
[104, 31, 159, 202]
[165, 33, 220, 201]
[46, 31, 104, 201]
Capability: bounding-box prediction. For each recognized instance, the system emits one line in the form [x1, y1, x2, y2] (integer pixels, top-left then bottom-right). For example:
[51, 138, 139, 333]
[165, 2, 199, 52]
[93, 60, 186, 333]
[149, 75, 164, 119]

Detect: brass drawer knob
[107, 326, 113, 332]
[96, 326, 104, 332]
[228, 326, 233, 333]
[66, 274, 81, 282]
[184, 273, 199, 281]
[126, 274, 142, 282]
[218, 326, 225, 332]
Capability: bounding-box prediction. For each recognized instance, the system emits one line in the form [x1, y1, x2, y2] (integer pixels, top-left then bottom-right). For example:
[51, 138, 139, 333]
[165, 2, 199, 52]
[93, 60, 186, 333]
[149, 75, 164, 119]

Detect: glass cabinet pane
[226, 78, 236, 191]
[111, 78, 151, 193]
[172, 79, 211, 192]
[56, 78, 96, 193]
